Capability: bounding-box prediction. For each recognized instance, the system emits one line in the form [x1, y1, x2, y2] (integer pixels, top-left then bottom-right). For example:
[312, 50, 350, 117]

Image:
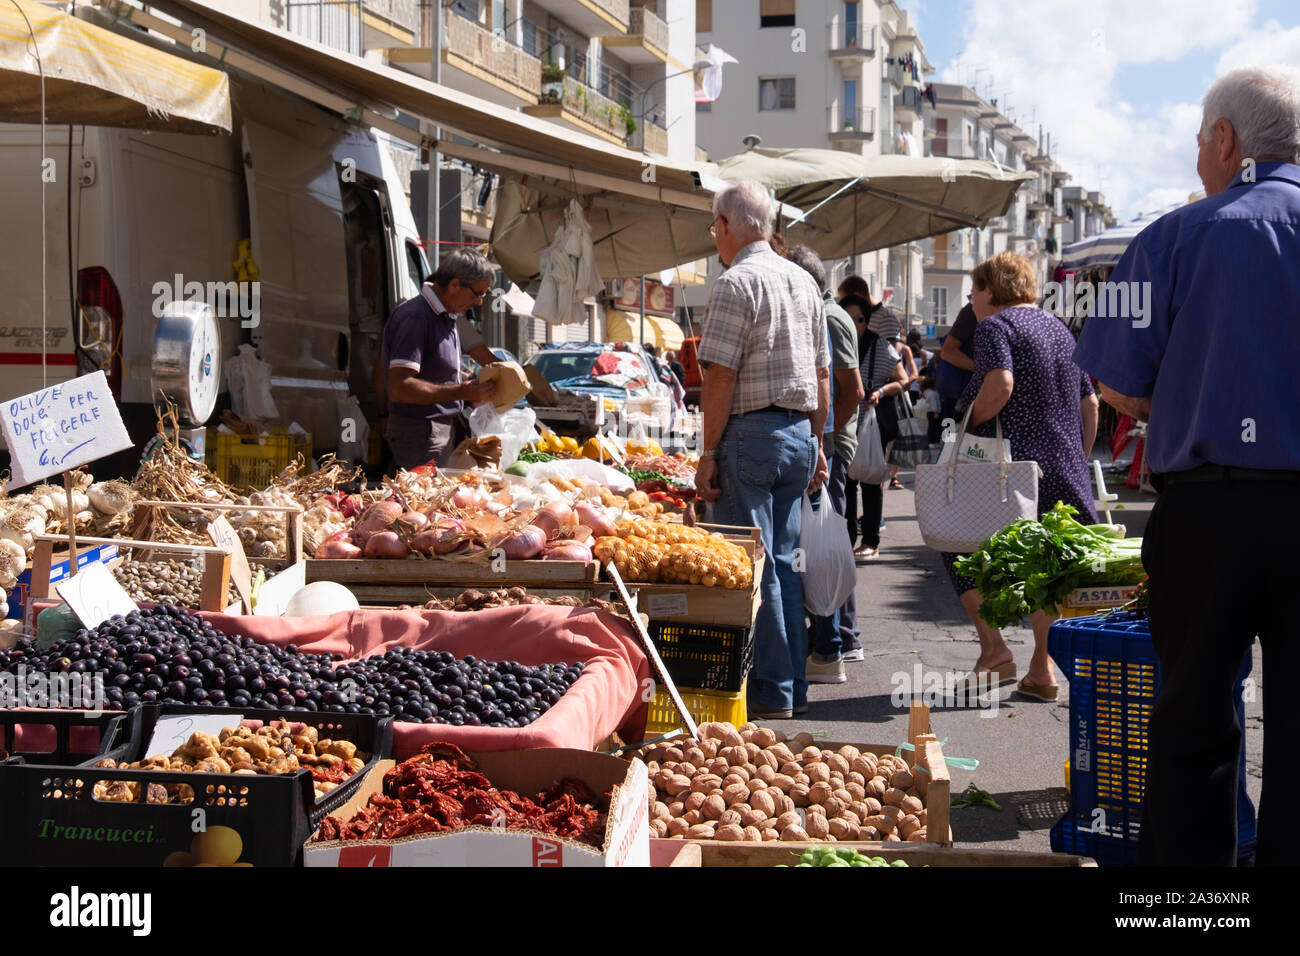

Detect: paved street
[792, 470, 1265, 855]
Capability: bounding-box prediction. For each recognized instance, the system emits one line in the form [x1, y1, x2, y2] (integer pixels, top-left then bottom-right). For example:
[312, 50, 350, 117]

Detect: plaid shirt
[699, 241, 829, 417]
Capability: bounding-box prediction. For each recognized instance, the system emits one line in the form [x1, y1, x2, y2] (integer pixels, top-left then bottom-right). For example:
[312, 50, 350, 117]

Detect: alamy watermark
[151, 274, 260, 328]
[890, 664, 1001, 716]
[0, 667, 106, 716]
[1041, 276, 1152, 328]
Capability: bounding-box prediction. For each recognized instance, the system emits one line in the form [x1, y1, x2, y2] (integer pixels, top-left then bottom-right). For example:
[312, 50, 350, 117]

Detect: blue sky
[900, 0, 1300, 219]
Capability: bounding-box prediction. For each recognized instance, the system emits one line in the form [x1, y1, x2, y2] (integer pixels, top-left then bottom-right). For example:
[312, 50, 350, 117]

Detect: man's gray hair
[786, 244, 827, 293]
[713, 179, 775, 242]
[1200, 65, 1300, 163]
[431, 249, 496, 288]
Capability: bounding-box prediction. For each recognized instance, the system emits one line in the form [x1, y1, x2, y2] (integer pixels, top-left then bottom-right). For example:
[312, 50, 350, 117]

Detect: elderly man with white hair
[696, 180, 830, 720]
[1075, 65, 1300, 866]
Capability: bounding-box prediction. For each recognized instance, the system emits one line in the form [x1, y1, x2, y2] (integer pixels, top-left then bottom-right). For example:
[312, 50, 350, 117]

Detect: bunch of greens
[516, 449, 557, 463]
[951, 783, 1002, 812]
[779, 846, 909, 867]
[954, 502, 1145, 628]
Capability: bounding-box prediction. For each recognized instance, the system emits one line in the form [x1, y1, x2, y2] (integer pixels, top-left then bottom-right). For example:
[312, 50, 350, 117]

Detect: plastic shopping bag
[847, 405, 890, 483]
[467, 403, 540, 471]
[800, 489, 858, 616]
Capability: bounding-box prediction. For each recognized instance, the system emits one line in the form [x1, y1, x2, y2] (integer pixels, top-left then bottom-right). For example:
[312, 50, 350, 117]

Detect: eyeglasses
[708, 215, 727, 238]
[466, 282, 491, 302]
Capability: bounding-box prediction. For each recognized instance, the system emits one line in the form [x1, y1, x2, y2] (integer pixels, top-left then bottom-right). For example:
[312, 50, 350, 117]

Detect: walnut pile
[91, 720, 367, 805]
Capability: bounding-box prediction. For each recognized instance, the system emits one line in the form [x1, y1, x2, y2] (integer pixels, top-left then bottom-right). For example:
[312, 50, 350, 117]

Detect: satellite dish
[742, 134, 762, 151]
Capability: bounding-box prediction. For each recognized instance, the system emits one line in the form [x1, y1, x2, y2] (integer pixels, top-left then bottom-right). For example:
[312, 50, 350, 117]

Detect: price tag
[53, 562, 138, 629]
[208, 516, 252, 612]
[0, 371, 133, 488]
[598, 432, 626, 467]
[145, 713, 243, 760]
[646, 593, 688, 617]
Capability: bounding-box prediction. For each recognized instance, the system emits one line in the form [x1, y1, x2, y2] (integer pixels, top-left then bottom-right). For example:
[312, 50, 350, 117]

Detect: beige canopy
[0, 0, 230, 133]
[710, 147, 1032, 260]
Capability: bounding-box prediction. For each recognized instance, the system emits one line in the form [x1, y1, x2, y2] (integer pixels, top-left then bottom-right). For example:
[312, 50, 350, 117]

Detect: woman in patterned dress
[945, 252, 1101, 700]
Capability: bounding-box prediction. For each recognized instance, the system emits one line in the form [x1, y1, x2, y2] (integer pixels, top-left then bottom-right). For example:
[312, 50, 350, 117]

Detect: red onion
[425, 514, 473, 555]
[353, 499, 403, 543]
[339, 495, 364, 519]
[497, 525, 547, 560]
[530, 500, 575, 539]
[543, 541, 593, 562]
[315, 534, 362, 559]
[364, 530, 410, 559]
[573, 501, 616, 537]
[394, 510, 429, 535]
[569, 526, 594, 545]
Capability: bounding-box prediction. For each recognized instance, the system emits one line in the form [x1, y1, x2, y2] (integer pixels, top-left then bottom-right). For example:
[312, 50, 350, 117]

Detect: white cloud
[1215, 21, 1300, 73]
[939, 0, 1273, 218]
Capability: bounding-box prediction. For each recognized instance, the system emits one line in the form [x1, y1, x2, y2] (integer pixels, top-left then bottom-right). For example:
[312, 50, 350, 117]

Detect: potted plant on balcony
[541, 61, 565, 103]
[620, 106, 637, 137]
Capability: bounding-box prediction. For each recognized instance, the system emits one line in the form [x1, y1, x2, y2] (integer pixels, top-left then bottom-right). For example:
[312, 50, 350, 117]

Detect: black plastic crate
[649, 622, 753, 692]
[0, 709, 129, 765]
[0, 704, 391, 867]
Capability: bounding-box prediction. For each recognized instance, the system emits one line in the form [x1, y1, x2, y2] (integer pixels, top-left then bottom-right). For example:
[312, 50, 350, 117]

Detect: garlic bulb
[87, 480, 136, 516]
[0, 538, 24, 589]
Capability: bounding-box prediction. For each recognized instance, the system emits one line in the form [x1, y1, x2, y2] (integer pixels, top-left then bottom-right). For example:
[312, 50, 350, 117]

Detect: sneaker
[841, 647, 865, 663]
[749, 705, 793, 720]
[806, 654, 846, 684]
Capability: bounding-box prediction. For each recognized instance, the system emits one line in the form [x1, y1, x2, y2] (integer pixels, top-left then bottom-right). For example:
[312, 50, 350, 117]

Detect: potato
[668, 801, 686, 818]
[743, 826, 763, 842]
[890, 769, 915, 791]
[761, 828, 781, 842]
[746, 778, 768, 795]
[866, 776, 888, 800]
[826, 754, 851, 775]
[750, 789, 776, 818]
[702, 794, 726, 820]
[752, 728, 777, 748]
[653, 801, 670, 822]
[771, 774, 796, 793]
[684, 791, 707, 812]
[776, 810, 802, 832]
[901, 794, 924, 815]
[882, 787, 908, 808]
[790, 783, 811, 807]
[667, 817, 690, 836]
[723, 783, 750, 807]
[715, 824, 744, 842]
[650, 819, 668, 838]
[805, 762, 831, 785]
[808, 781, 833, 805]
[847, 771, 866, 787]
[780, 824, 810, 842]
[666, 774, 692, 796]
[683, 809, 702, 825]
[792, 732, 815, 748]
[806, 813, 830, 839]
[691, 774, 723, 795]
[687, 823, 716, 839]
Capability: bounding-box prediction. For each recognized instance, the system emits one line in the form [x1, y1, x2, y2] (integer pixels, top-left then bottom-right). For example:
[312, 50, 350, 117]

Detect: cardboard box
[1059, 584, 1140, 619]
[6, 544, 119, 621]
[305, 749, 650, 867]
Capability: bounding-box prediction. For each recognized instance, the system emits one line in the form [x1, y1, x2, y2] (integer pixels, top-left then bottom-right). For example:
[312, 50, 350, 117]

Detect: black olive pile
[1, 604, 582, 727]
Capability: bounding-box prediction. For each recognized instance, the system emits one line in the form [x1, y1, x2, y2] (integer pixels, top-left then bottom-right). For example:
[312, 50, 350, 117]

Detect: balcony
[525, 75, 633, 145]
[1026, 152, 1054, 169]
[438, 11, 542, 103]
[603, 5, 669, 64]
[828, 104, 876, 142]
[894, 85, 924, 119]
[460, 166, 497, 239]
[923, 247, 976, 273]
[828, 22, 876, 60]
[638, 116, 668, 156]
[362, 0, 418, 46]
[529, 0, 629, 36]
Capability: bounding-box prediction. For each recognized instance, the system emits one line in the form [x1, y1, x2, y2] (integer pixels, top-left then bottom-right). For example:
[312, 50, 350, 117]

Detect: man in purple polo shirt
[380, 250, 496, 469]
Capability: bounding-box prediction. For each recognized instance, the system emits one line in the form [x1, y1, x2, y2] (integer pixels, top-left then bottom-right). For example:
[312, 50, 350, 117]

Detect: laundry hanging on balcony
[695, 44, 738, 103]
[532, 199, 603, 325]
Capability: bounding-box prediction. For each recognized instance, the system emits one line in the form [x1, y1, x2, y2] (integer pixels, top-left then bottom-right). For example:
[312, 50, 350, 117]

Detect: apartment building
[689, 0, 934, 328]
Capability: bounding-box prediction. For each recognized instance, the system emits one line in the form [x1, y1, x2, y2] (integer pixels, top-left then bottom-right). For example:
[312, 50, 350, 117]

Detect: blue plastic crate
[1048, 613, 1256, 866]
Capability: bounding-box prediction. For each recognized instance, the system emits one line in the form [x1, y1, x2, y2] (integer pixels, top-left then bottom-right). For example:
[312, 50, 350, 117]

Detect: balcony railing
[828, 104, 877, 137]
[828, 21, 876, 55]
[588, 0, 630, 27]
[629, 5, 669, 57]
[895, 86, 924, 115]
[642, 118, 668, 155]
[287, 0, 362, 55]
[523, 20, 638, 107]
[445, 11, 542, 98]
[560, 76, 631, 140]
[366, 0, 418, 32]
[922, 248, 976, 272]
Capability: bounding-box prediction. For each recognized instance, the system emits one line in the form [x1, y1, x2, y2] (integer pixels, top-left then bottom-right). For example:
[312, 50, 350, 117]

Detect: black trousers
[1138, 478, 1299, 866]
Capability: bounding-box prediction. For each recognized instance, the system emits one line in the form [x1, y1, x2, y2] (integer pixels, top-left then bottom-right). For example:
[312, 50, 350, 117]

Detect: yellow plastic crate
[1058, 584, 1142, 618]
[647, 685, 747, 736]
[215, 428, 312, 490]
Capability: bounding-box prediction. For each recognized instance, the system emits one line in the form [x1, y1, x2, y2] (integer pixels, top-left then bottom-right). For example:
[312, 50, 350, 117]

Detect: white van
[0, 69, 427, 476]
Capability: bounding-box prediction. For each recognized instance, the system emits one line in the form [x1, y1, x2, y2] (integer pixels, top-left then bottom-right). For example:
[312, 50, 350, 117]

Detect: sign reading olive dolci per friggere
[0, 371, 133, 488]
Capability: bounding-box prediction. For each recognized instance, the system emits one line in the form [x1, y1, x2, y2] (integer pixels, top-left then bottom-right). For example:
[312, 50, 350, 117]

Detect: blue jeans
[810, 452, 861, 658]
[715, 408, 818, 711]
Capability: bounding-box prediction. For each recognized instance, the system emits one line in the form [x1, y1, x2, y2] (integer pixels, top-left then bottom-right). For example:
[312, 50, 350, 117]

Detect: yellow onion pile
[593, 520, 752, 589]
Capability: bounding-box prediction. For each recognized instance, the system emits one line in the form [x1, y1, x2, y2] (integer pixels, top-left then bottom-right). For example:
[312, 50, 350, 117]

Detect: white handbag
[914, 405, 1040, 553]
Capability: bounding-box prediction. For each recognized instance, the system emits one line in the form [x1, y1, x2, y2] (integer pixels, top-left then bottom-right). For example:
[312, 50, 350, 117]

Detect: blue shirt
[1073, 162, 1300, 473]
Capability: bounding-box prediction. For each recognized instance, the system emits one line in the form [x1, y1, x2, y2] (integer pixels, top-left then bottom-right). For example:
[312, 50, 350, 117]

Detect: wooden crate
[602, 552, 763, 627]
[134, 499, 304, 569]
[356, 585, 601, 609]
[306, 557, 599, 588]
[652, 841, 1096, 867]
[29, 535, 232, 613]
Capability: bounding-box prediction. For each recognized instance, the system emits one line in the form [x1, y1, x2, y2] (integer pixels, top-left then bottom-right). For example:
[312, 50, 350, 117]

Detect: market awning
[606, 310, 684, 351]
[115, 0, 706, 205]
[706, 148, 1033, 259]
[1061, 202, 1186, 270]
[0, 0, 230, 132]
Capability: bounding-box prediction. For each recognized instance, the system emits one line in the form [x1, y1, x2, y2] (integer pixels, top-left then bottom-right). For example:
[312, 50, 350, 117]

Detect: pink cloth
[203, 605, 650, 759]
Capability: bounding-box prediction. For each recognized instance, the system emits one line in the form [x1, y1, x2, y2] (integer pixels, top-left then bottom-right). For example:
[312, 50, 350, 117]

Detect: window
[931, 287, 948, 324]
[491, 0, 505, 33]
[842, 79, 857, 128]
[760, 0, 795, 28]
[697, 101, 712, 113]
[759, 77, 796, 110]
[843, 2, 859, 46]
[697, 0, 712, 33]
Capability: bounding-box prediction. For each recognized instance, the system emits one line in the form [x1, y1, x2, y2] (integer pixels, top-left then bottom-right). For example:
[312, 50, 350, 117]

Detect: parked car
[460, 346, 519, 379]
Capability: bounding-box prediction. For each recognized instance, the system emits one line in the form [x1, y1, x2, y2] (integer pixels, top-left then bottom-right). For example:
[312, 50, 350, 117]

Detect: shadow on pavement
[949, 788, 1071, 844]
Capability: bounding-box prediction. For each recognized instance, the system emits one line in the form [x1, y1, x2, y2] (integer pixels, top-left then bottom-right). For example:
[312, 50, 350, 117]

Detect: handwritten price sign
[54, 562, 138, 629]
[0, 371, 133, 488]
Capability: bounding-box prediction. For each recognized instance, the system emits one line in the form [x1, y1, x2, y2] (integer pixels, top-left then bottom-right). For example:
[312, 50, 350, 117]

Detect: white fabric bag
[847, 405, 890, 483]
[800, 490, 858, 616]
[914, 405, 1040, 553]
